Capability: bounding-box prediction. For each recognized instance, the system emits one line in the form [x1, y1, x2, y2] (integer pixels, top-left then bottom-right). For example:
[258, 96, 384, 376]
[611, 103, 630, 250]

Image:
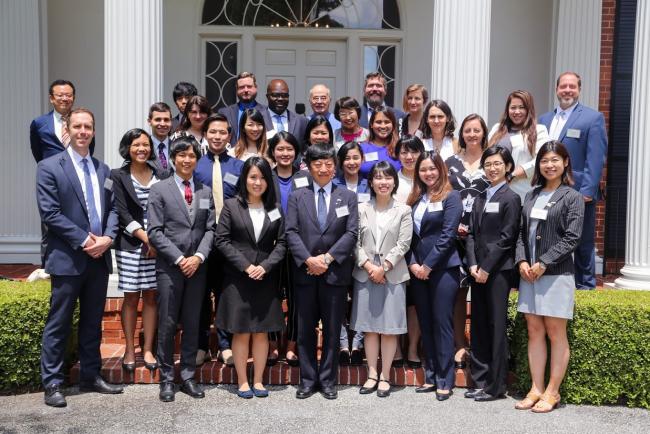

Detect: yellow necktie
[212, 155, 224, 222]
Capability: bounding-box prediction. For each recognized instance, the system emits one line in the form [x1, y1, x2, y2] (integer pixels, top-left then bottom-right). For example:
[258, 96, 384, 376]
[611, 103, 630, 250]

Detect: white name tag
[335, 206, 350, 218]
[103, 178, 113, 191]
[223, 172, 238, 185]
[530, 208, 548, 220]
[485, 202, 499, 213]
[357, 193, 371, 203]
[566, 128, 581, 139]
[268, 208, 281, 222]
[428, 201, 443, 212]
[294, 177, 309, 188]
[199, 198, 210, 210]
[365, 152, 379, 162]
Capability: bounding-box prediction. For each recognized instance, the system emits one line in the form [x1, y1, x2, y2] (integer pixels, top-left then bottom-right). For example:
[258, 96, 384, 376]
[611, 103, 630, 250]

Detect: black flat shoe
[474, 390, 505, 402]
[406, 359, 422, 369]
[122, 361, 136, 373]
[286, 357, 300, 367]
[391, 358, 404, 368]
[339, 349, 350, 366]
[436, 390, 453, 401]
[181, 379, 205, 398]
[415, 385, 436, 393]
[266, 356, 278, 367]
[359, 377, 378, 394]
[464, 388, 483, 399]
[144, 360, 159, 371]
[44, 384, 67, 407]
[350, 349, 363, 366]
[159, 382, 175, 402]
[377, 380, 391, 398]
[454, 360, 467, 370]
[79, 376, 123, 394]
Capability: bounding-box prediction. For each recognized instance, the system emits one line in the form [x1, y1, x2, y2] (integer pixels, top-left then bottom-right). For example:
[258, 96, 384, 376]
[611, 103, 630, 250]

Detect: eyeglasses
[483, 161, 504, 169]
[311, 96, 328, 102]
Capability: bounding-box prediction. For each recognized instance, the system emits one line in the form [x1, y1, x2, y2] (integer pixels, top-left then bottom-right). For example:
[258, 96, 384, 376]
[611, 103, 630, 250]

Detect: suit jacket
[466, 184, 521, 273]
[539, 103, 607, 199]
[171, 113, 184, 133]
[30, 111, 96, 162]
[110, 160, 171, 252]
[266, 108, 308, 143]
[285, 183, 358, 286]
[359, 104, 406, 129]
[147, 176, 216, 270]
[36, 150, 118, 275]
[407, 190, 463, 270]
[215, 197, 286, 282]
[515, 185, 585, 275]
[218, 101, 273, 144]
[353, 199, 412, 284]
[332, 174, 370, 195]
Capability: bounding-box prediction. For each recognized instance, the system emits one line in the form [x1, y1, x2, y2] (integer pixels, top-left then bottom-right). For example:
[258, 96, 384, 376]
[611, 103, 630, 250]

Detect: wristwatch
[323, 254, 333, 265]
[382, 263, 391, 272]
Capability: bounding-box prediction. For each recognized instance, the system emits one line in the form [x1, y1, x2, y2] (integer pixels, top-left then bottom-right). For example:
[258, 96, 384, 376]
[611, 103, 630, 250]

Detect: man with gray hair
[309, 84, 340, 131]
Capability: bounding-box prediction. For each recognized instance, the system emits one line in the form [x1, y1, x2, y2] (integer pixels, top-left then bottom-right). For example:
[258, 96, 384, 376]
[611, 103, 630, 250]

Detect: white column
[0, 0, 43, 263]
[430, 0, 491, 121]
[104, 0, 163, 170]
[553, 0, 602, 109]
[615, 1, 650, 290]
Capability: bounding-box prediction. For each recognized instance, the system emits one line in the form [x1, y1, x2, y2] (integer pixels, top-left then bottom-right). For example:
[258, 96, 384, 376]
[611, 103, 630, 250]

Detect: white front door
[254, 38, 347, 115]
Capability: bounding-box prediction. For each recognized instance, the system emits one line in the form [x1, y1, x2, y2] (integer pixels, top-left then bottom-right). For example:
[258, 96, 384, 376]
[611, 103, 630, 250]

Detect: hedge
[0, 280, 78, 393]
[508, 290, 650, 409]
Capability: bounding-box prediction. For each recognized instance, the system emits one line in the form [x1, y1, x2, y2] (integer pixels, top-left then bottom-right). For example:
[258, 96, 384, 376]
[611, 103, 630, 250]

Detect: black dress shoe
[159, 382, 175, 402]
[376, 380, 391, 398]
[286, 356, 300, 367]
[350, 349, 363, 366]
[454, 360, 467, 370]
[464, 388, 483, 399]
[436, 390, 453, 401]
[474, 390, 505, 402]
[79, 376, 124, 394]
[339, 349, 350, 366]
[295, 386, 316, 399]
[44, 384, 67, 407]
[320, 385, 338, 400]
[415, 385, 436, 393]
[359, 377, 378, 394]
[181, 379, 205, 398]
[144, 360, 159, 371]
[406, 359, 422, 369]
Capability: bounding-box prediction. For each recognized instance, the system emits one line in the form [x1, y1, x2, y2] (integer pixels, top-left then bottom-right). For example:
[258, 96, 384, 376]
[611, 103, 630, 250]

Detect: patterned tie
[61, 128, 70, 147]
[318, 188, 327, 231]
[158, 143, 168, 169]
[81, 159, 102, 235]
[183, 180, 193, 206]
[274, 114, 285, 132]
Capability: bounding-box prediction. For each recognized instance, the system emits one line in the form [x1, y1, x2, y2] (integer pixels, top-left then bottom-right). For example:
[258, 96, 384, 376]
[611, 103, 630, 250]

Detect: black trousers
[469, 270, 511, 396]
[198, 251, 231, 352]
[295, 278, 347, 389]
[157, 266, 206, 383]
[41, 259, 108, 387]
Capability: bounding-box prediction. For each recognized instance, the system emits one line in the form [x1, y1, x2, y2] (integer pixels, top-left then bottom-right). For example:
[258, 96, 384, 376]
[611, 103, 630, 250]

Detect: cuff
[81, 235, 90, 248]
[195, 253, 206, 263]
[125, 221, 143, 235]
[174, 256, 183, 265]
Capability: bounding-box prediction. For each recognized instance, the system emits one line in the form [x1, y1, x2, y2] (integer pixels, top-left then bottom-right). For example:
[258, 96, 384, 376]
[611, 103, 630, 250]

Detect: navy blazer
[30, 111, 95, 162]
[36, 150, 118, 275]
[332, 174, 370, 194]
[359, 104, 405, 129]
[465, 184, 521, 273]
[408, 190, 463, 270]
[539, 103, 607, 199]
[217, 101, 273, 144]
[285, 182, 358, 286]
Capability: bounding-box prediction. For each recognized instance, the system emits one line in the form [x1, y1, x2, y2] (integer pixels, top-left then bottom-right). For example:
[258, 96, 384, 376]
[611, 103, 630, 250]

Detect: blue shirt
[194, 151, 244, 200]
[358, 141, 401, 179]
[309, 111, 341, 131]
[277, 175, 293, 213]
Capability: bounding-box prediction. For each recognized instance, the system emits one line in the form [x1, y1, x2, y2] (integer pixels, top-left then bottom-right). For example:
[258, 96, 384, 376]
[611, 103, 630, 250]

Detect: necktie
[81, 159, 102, 235]
[318, 188, 327, 231]
[274, 114, 285, 132]
[183, 180, 193, 206]
[550, 111, 566, 140]
[61, 128, 70, 147]
[158, 143, 168, 169]
[212, 155, 224, 221]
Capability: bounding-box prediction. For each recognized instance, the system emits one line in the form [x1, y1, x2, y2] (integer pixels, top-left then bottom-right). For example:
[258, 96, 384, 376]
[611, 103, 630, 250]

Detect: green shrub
[508, 290, 650, 409]
[0, 280, 78, 393]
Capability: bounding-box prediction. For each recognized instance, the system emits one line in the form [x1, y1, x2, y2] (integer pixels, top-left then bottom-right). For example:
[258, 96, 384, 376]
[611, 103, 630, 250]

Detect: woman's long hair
[406, 151, 452, 206]
[488, 90, 537, 155]
[233, 108, 268, 159]
[530, 141, 574, 187]
[178, 95, 211, 132]
[368, 106, 399, 158]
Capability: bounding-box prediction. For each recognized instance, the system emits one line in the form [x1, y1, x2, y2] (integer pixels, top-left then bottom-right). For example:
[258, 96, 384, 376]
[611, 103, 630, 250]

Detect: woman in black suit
[111, 128, 171, 373]
[464, 146, 521, 401]
[215, 156, 287, 399]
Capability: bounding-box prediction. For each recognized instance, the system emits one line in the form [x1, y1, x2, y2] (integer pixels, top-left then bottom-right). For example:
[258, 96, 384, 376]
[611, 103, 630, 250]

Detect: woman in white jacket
[488, 90, 549, 201]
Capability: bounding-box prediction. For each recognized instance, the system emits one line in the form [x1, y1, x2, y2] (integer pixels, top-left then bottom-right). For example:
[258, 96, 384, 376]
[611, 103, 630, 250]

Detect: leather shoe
[122, 361, 136, 373]
[44, 384, 67, 407]
[320, 385, 338, 400]
[295, 386, 316, 399]
[181, 379, 204, 398]
[464, 388, 484, 399]
[79, 376, 123, 394]
[359, 377, 378, 394]
[350, 349, 363, 366]
[376, 380, 391, 398]
[159, 382, 175, 402]
[415, 385, 436, 393]
[474, 390, 505, 402]
[436, 390, 453, 401]
[144, 360, 159, 371]
[339, 349, 350, 366]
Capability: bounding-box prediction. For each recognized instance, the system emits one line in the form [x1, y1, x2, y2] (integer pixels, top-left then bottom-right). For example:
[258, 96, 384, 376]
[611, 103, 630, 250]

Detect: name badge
[103, 178, 113, 191]
[294, 177, 309, 188]
[223, 172, 239, 185]
[357, 193, 371, 203]
[566, 128, 581, 139]
[428, 201, 443, 212]
[268, 208, 281, 222]
[365, 152, 379, 162]
[485, 202, 499, 213]
[530, 208, 548, 220]
[336, 206, 350, 218]
[199, 198, 210, 210]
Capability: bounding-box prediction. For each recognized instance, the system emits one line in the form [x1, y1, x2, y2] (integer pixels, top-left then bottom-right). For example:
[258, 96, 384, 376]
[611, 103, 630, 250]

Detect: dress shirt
[194, 150, 244, 200]
[312, 181, 333, 214]
[248, 206, 266, 242]
[53, 110, 65, 143]
[548, 102, 578, 140]
[422, 137, 455, 161]
[413, 195, 428, 235]
[152, 136, 170, 164]
[172, 173, 205, 264]
[271, 110, 288, 132]
[68, 147, 102, 247]
[484, 181, 506, 210]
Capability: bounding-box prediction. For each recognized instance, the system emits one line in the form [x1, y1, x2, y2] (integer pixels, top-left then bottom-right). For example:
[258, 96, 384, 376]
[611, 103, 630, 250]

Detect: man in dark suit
[265, 79, 308, 143]
[171, 82, 198, 132]
[359, 72, 405, 129]
[37, 108, 123, 408]
[285, 144, 358, 400]
[218, 72, 272, 144]
[148, 102, 173, 173]
[539, 72, 607, 290]
[148, 137, 216, 402]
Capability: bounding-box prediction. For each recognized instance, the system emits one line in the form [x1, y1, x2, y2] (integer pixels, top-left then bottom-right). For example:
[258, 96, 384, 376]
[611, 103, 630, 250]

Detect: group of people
[31, 70, 606, 412]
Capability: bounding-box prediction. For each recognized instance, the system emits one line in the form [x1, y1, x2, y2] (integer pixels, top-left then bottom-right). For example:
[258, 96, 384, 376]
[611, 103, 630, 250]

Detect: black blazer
[466, 183, 521, 273]
[515, 185, 584, 275]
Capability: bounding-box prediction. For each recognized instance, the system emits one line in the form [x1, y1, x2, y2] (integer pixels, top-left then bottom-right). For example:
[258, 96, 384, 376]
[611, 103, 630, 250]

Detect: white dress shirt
[313, 181, 333, 215]
[422, 137, 455, 161]
[152, 136, 170, 163]
[548, 102, 578, 140]
[53, 110, 65, 143]
[248, 206, 266, 242]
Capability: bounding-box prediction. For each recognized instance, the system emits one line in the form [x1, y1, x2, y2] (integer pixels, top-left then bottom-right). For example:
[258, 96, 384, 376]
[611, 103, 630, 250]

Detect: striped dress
[115, 175, 159, 292]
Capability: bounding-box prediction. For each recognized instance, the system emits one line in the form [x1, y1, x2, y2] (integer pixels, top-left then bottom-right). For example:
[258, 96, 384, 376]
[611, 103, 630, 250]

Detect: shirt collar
[67, 146, 91, 164]
[208, 149, 229, 162]
[53, 110, 64, 122]
[271, 110, 288, 119]
[238, 101, 256, 111]
[174, 173, 194, 188]
[313, 181, 332, 195]
[486, 180, 506, 198]
[555, 102, 578, 118]
[152, 135, 169, 147]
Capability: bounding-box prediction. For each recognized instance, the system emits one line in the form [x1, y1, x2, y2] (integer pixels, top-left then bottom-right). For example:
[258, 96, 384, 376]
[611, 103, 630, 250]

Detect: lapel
[476, 192, 487, 225]
[168, 177, 191, 223]
[120, 166, 141, 205]
[558, 103, 582, 141]
[324, 184, 344, 232]
[287, 110, 297, 135]
[480, 183, 506, 224]
[364, 201, 378, 246]
[46, 111, 63, 146]
[237, 199, 258, 245]
[304, 185, 321, 230]
[60, 151, 87, 216]
[376, 200, 399, 251]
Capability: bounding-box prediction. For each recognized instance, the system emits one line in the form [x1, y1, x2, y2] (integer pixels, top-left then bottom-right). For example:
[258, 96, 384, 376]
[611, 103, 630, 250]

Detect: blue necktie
[274, 114, 285, 132]
[318, 188, 327, 231]
[81, 159, 102, 235]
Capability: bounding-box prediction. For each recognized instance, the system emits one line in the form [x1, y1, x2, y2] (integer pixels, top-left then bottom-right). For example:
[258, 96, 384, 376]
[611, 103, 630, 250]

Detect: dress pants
[469, 270, 511, 396]
[198, 251, 231, 352]
[411, 266, 459, 390]
[575, 201, 596, 289]
[157, 265, 206, 382]
[295, 278, 347, 389]
[41, 258, 108, 387]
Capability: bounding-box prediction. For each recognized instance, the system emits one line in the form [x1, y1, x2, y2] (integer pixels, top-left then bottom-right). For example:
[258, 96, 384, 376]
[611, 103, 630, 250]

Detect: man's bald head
[309, 84, 331, 115]
[267, 79, 290, 115]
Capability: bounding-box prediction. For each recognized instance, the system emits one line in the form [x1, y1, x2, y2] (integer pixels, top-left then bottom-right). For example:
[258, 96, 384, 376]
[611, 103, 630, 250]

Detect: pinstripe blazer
[515, 185, 584, 275]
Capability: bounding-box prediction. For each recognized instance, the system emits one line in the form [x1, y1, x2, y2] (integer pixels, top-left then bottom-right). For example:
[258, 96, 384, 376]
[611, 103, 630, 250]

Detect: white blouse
[248, 206, 266, 242]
